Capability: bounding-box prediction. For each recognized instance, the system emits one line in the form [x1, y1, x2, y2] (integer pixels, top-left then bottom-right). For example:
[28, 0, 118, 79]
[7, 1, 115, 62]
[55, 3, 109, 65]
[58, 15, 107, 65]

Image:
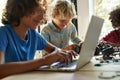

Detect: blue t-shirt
[0, 25, 47, 63]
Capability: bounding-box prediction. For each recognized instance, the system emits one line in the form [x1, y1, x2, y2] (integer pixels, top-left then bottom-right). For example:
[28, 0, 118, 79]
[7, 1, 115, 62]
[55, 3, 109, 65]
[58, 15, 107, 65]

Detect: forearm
[44, 42, 55, 53]
[100, 40, 120, 47]
[0, 58, 45, 79]
[109, 43, 120, 47]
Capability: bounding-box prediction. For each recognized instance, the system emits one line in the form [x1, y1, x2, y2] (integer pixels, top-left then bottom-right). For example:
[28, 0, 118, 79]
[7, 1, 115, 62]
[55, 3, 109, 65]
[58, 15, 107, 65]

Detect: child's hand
[62, 44, 78, 50]
[43, 50, 78, 65]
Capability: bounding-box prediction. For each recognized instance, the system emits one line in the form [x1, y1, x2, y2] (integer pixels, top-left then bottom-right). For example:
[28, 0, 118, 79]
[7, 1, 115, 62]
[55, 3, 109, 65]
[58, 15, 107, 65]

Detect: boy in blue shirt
[0, 0, 77, 78]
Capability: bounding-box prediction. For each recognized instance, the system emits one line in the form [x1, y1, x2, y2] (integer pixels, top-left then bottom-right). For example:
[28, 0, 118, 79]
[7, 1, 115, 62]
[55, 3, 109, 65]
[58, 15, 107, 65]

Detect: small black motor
[94, 42, 114, 60]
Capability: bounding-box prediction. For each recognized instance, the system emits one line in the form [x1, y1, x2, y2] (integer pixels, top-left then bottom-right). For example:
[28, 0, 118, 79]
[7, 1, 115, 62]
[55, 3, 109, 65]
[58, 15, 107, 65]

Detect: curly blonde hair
[46, 0, 76, 20]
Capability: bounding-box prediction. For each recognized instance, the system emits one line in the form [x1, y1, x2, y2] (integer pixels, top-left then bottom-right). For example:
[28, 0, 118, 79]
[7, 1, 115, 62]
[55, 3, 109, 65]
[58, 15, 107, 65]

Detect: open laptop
[37, 15, 104, 71]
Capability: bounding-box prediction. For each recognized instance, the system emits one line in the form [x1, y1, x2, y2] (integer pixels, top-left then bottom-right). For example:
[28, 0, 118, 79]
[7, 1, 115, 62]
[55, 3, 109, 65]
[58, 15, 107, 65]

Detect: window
[76, 0, 120, 40]
[94, 0, 120, 39]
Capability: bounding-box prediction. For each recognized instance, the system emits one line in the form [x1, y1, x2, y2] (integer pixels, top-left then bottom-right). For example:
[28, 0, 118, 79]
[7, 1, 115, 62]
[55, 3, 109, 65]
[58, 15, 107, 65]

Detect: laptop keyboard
[51, 59, 77, 68]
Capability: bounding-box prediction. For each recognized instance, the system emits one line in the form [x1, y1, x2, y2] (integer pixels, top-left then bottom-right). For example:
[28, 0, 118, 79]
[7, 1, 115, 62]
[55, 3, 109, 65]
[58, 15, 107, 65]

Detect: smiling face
[20, 8, 46, 30]
[2, 0, 47, 30]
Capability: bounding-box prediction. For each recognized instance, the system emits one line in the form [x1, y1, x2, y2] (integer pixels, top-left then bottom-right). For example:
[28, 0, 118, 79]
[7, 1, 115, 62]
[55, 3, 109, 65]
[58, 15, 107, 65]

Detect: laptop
[37, 15, 104, 71]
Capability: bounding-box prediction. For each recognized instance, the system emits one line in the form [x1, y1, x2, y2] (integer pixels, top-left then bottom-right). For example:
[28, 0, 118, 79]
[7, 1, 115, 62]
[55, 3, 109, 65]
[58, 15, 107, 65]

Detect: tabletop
[2, 56, 120, 80]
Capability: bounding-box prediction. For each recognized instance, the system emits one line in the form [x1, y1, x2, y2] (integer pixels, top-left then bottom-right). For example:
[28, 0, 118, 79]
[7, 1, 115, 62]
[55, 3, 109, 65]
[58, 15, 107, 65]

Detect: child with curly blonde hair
[41, 0, 82, 51]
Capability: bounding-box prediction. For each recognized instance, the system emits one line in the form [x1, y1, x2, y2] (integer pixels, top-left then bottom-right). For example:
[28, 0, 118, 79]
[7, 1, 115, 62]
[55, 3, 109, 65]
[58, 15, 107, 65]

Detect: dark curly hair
[2, 0, 45, 26]
[109, 7, 120, 29]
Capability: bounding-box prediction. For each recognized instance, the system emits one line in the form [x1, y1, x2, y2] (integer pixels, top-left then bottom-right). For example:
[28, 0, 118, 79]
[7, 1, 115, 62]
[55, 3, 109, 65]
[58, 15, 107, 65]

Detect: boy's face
[110, 18, 118, 28]
[20, 8, 45, 30]
[53, 18, 71, 30]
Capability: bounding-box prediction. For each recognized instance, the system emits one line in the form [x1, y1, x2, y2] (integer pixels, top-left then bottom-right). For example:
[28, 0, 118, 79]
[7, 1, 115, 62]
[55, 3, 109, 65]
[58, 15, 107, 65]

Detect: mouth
[60, 25, 66, 28]
[34, 19, 40, 25]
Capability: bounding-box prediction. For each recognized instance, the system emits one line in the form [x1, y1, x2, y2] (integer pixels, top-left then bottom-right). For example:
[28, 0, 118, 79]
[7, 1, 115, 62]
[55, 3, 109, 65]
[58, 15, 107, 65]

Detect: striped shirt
[41, 21, 81, 48]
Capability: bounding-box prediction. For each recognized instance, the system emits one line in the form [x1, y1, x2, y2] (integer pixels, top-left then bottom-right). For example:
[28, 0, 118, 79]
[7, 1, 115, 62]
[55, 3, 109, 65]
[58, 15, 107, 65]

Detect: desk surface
[2, 57, 120, 80]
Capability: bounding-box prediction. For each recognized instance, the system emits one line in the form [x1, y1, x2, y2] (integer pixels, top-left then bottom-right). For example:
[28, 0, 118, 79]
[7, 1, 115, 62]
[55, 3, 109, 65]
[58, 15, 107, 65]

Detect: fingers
[64, 50, 78, 58]
[57, 50, 78, 64]
[64, 51, 73, 64]
[56, 52, 66, 62]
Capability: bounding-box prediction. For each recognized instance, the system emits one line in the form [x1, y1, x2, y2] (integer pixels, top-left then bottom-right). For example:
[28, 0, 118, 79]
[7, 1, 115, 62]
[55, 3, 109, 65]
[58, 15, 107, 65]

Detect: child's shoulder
[41, 23, 51, 31]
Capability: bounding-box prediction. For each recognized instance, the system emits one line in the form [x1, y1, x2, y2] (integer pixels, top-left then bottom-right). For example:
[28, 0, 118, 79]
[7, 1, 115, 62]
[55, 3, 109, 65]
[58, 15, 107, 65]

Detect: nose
[63, 22, 68, 26]
[63, 20, 69, 25]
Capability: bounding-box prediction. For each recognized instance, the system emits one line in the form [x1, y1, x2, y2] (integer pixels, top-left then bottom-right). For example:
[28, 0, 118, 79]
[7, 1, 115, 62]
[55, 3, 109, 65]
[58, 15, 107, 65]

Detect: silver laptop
[37, 15, 104, 71]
